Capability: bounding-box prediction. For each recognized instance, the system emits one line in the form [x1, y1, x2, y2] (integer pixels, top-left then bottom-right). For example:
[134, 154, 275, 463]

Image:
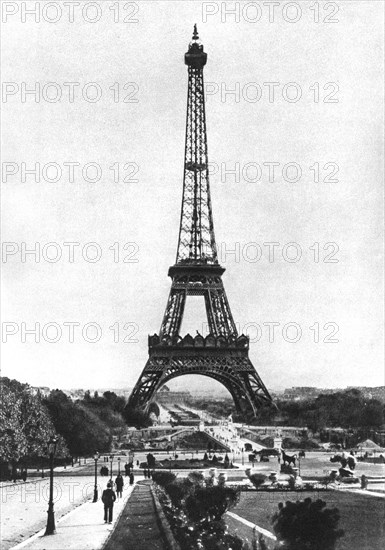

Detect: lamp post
[44, 436, 58, 536]
[242, 448, 244, 466]
[117, 457, 121, 475]
[93, 452, 99, 503]
[109, 454, 114, 481]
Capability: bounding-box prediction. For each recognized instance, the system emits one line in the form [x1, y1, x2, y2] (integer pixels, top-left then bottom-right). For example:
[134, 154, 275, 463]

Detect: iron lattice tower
[128, 26, 273, 418]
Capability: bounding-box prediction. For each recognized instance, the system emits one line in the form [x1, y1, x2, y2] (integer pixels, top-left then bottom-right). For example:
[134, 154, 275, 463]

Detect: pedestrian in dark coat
[129, 472, 134, 485]
[115, 474, 124, 498]
[102, 482, 116, 523]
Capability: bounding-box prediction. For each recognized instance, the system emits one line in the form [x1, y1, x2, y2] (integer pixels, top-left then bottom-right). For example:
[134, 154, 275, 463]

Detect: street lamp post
[109, 454, 113, 481]
[117, 457, 121, 475]
[93, 452, 99, 503]
[44, 436, 58, 536]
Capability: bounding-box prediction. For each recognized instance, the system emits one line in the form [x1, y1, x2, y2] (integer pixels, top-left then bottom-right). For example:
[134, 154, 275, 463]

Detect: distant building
[30, 386, 50, 397]
[282, 387, 330, 400]
[62, 389, 85, 400]
[156, 385, 191, 404]
[243, 426, 308, 439]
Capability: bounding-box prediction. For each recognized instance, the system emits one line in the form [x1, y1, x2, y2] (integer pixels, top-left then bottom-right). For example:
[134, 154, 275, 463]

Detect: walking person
[129, 471, 134, 485]
[115, 473, 124, 498]
[102, 482, 116, 524]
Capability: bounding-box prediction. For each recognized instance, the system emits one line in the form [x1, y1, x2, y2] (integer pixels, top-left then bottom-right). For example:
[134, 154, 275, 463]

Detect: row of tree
[264, 389, 384, 431]
[118, 388, 385, 433]
[0, 377, 131, 464]
[186, 389, 384, 430]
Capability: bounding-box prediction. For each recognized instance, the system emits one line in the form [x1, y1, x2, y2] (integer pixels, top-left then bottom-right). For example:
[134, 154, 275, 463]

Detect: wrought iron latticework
[177, 25, 217, 264]
[128, 26, 273, 419]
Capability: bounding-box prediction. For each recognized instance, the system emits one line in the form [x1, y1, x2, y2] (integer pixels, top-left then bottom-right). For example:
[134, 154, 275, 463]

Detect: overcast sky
[1, 1, 384, 394]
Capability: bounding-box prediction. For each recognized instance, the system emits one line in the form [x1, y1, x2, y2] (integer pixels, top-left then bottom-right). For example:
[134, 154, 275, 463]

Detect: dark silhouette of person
[115, 474, 124, 498]
[129, 472, 134, 485]
[124, 463, 129, 477]
[102, 482, 116, 524]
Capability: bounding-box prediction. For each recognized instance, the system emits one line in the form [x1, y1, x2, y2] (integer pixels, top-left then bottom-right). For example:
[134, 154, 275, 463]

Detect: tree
[44, 390, 111, 455]
[102, 391, 126, 412]
[84, 390, 91, 401]
[272, 498, 344, 550]
[0, 378, 68, 463]
[0, 384, 28, 462]
[123, 406, 152, 428]
[146, 453, 156, 469]
[361, 400, 384, 427]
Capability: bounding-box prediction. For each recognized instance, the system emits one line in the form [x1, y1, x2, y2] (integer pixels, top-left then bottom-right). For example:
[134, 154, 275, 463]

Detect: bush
[247, 473, 267, 488]
[185, 486, 240, 522]
[152, 471, 176, 487]
[272, 498, 344, 550]
[187, 471, 205, 487]
[154, 470, 243, 550]
[165, 481, 188, 507]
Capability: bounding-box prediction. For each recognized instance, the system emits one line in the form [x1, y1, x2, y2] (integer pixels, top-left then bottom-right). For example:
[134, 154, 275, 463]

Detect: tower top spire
[185, 25, 207, 69]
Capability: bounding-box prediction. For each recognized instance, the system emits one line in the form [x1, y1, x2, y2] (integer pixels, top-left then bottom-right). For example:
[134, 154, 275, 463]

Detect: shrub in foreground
[153, 470, 244, 550]
[272, 497, 344, 550]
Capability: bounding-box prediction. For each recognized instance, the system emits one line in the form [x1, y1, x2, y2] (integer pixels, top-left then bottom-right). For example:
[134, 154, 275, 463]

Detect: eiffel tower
[128, 26, 273, 418]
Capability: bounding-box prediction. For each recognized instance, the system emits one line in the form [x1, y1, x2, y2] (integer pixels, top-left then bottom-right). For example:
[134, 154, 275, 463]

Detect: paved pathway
[10, 483, 135, 550]
[2, 476, 96, 550]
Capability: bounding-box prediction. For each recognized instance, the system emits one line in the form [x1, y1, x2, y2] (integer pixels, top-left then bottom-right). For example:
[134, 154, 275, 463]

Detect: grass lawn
[229, 490, 384, 550]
